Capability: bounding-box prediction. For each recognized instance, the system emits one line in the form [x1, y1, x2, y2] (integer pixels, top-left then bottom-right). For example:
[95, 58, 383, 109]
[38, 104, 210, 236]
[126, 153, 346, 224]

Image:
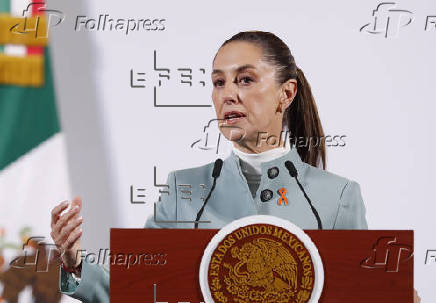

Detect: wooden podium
[110, 229, 413, 302]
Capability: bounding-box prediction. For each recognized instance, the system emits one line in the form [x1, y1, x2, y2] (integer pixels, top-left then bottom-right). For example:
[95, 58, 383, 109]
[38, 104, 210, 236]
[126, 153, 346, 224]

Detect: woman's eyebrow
[212, 64, 256, 75]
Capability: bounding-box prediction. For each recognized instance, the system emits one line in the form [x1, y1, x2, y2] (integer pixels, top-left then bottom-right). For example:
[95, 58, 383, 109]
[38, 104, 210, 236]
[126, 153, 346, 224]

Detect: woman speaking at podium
[50, 31, 370, 302]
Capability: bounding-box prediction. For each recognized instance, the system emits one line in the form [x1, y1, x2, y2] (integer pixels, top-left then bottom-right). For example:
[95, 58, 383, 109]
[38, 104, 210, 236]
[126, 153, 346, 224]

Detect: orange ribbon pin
[277, 187, 288, 205]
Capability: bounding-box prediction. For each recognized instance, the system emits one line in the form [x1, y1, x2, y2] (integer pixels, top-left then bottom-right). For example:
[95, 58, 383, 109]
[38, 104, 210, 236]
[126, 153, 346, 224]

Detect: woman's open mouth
[223, 111, 246, 124]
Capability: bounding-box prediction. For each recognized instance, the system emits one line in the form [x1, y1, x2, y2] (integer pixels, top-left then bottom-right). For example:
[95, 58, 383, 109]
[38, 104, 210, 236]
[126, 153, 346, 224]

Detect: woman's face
[211, 41, 295, 152]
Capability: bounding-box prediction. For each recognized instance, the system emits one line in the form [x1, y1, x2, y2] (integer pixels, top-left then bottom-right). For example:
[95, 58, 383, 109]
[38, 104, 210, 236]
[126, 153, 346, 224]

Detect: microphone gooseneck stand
[285, 160, 323, 230]
[194, 158, 223, 229]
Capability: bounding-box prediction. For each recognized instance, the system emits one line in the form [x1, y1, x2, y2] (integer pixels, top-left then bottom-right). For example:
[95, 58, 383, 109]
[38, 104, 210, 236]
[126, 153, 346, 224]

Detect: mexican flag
[0, 0, 76, 302]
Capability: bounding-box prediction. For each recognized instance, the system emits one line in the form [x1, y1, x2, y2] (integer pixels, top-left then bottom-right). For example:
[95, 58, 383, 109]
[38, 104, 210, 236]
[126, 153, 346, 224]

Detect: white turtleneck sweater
[232, 143, 291, 198]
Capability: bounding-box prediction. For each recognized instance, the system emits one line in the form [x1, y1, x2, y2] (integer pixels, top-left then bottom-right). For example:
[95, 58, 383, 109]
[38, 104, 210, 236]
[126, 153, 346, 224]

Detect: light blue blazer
[59, 145, 368, 302]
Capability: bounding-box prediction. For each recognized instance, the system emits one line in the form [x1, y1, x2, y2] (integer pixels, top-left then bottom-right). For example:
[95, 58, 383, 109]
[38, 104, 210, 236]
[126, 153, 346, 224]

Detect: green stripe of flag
[0, 0, 10, 12]
[0, 0, 10, 52]
[0, 47, 60, 170]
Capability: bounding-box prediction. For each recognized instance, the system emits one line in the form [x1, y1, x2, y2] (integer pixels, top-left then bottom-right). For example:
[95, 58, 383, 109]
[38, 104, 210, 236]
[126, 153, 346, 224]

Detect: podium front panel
[110, 229, 413, 302]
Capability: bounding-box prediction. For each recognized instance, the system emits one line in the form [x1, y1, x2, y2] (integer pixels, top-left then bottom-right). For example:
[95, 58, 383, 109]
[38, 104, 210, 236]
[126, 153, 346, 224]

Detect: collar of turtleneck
[232, 143, 291, 176]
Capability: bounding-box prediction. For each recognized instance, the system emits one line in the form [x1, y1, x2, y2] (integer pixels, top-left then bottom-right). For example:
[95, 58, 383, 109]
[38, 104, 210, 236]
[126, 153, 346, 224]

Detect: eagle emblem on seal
[226, 238, 298, 292]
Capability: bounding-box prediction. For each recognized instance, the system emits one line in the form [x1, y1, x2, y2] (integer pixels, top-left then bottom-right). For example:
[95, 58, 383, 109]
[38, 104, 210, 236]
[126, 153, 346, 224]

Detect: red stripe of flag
[27, 0, 45, 55]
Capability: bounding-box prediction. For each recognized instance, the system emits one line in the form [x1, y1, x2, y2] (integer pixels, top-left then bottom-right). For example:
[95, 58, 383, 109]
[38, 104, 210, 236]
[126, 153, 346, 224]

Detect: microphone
[285, 161, 323, 229]
[194, 159, 223, 229]
[212, 158, 223, 178]
[285, 161, 297, 177]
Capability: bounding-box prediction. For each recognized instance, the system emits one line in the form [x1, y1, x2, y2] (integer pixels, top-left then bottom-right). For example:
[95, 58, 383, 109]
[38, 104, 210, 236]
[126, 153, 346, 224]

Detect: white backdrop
[48, 0, 436, 301]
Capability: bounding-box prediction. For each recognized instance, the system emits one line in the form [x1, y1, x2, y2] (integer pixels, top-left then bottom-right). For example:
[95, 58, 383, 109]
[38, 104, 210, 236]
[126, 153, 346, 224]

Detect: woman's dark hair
[219, 30, 326, 169]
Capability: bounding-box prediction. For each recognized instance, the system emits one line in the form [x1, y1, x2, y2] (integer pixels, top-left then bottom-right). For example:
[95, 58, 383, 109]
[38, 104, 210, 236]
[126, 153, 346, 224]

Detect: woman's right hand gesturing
[50, 196, 83, 272]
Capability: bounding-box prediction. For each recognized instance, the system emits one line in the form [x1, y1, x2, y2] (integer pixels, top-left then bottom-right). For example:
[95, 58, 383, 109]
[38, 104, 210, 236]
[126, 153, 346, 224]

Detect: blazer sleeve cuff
[59, 259, 109, 302]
